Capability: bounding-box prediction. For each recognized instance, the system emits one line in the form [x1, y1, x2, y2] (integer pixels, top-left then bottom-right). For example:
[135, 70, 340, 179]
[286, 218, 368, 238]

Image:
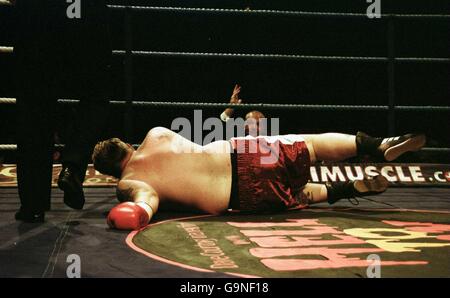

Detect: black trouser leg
[16, 98, 56, 213]
[62, 98, 110, 179]
[15, 0, 60, 213]
[60, 0, 111, 181]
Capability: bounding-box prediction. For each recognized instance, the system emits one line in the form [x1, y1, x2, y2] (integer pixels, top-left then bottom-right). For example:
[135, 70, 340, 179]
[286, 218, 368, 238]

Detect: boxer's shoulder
[146, 126, 174, 139]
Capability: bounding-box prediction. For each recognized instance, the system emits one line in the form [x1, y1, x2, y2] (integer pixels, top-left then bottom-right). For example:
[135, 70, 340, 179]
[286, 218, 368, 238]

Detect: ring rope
[0, 144, 447, 153]
[2, 47, 448, 63]
[113, 50, 388, 62]
[107, 5, 450, 19]
[1, 98, 450, 112]
[0, 98, 16, 104]
[0, 0, 13, 6]
[395, 105, 450, 112]
[113, 50, 450, 63]
[62, 99, 390, 111]
[0, 144, 64, 151]
[1, 1, 449, 19]
[116, 50, 448, 63]
[0, 46, 13, 54]
[395, 57, 450, 63]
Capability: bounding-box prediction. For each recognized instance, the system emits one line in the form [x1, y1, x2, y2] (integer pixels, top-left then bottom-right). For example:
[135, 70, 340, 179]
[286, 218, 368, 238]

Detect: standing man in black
[14, 0, 112, 222]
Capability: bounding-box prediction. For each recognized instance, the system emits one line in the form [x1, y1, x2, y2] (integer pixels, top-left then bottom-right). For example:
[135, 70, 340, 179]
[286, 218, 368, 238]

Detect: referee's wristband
[220, 111, 231, 122]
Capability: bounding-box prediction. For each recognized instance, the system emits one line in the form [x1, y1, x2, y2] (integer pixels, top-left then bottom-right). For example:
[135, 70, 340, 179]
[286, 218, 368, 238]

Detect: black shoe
[15, 208, 45, 223]
[377, 133, 426, 162]
[326, 175, 389, 205]
[57, 166, 85, 210]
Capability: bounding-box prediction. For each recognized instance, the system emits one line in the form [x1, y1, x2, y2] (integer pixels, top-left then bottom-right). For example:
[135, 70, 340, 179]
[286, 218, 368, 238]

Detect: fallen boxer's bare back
[118, 127, 232, 215]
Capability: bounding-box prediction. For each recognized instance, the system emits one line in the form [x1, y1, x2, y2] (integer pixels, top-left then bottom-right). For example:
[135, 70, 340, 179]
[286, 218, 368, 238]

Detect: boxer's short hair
[245, 110, 266, 120]
[92, 138, 130, 178]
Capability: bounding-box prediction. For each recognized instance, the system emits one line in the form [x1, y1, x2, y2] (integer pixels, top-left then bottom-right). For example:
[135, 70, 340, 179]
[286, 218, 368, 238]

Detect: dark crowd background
[0, 0, 449, 163]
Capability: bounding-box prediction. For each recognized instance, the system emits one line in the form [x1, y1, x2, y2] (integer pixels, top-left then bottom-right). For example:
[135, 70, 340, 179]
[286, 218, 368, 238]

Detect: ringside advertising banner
[309, 163, 450, 186]
[0, 163, 449, 187]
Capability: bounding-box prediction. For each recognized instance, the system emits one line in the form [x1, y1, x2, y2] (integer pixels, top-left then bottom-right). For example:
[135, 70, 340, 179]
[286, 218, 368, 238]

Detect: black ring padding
[112, 50, 450, 63]
[106, 5, 450, 19]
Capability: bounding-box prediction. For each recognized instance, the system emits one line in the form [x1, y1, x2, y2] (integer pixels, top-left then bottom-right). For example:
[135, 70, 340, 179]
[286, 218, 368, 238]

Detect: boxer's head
[245, 110, 266, 136]
[92, 138, 134, 178]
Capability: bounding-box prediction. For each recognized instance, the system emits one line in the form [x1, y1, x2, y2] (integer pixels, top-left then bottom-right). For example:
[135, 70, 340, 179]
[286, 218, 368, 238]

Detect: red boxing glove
[107, 202, 150, 230]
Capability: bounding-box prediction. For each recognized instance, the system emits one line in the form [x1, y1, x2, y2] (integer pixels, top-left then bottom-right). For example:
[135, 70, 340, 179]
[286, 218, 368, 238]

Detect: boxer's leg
[300, 133, 356, 163]
[297, 183, 328, 205]
[298, 175, 389, 206]
[355, 131, 426, 161]
[301, 132, 425, 163]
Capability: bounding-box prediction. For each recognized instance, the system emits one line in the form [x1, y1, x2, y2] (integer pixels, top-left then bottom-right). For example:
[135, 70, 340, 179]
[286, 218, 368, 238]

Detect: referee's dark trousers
[14, 0, 111, 219]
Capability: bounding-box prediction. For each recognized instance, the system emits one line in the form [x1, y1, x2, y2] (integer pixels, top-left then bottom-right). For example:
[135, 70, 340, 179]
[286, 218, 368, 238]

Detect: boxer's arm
[117, 179, 159, 214]
[108, 180, 159, 230]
